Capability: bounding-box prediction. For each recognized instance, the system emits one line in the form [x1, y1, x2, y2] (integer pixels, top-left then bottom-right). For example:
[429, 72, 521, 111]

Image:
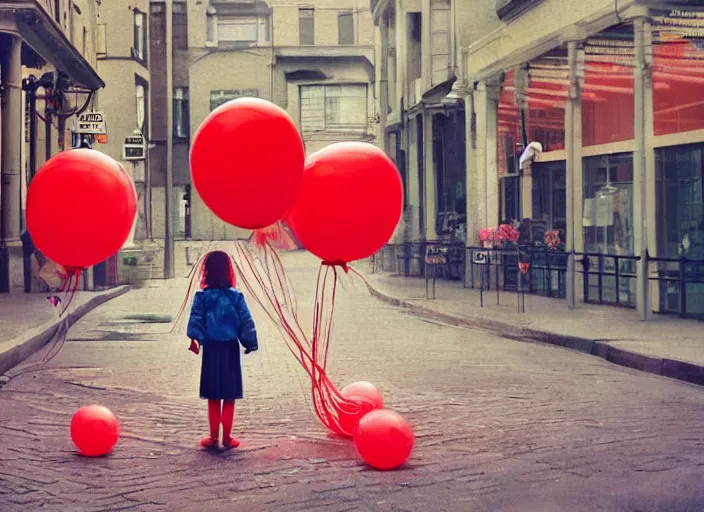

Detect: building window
[300, 84, 367, 133]
[173, 2, 188, 50]
[338, 12, 354, 44]
[206, 7, 217, 45]
[217, 14, 269, 45]
[299, 8, 314, 45]
[133, 10, 146, 64]
[174, 88, 190, 139]
[136, 82, 147, 134]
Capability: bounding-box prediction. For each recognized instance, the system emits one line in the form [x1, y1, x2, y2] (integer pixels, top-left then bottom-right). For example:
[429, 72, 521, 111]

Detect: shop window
[300, 84, 367, 133]
[582, 153, 634, 255]
[581, 24, 635, 147]
[656, 144, 704, 316]
[532, 161, 566, 235]
[582, 153, 636, 306]
[652, 12, 704, 136]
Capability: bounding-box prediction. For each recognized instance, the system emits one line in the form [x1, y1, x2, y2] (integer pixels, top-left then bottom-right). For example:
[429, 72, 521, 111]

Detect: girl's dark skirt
[200, 341, 243, 400]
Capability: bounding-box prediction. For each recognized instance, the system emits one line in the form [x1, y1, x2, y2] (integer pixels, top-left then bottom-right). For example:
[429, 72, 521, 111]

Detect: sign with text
[123, 132, 146, 161]
[209, 89, 259, 111]
[76, 111, 107, 134]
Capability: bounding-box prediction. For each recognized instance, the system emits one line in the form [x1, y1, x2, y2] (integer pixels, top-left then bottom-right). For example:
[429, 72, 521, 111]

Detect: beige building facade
[186, 0, 378, 240]
[373, 0, 704, 321]
[93, 0, 151, 245]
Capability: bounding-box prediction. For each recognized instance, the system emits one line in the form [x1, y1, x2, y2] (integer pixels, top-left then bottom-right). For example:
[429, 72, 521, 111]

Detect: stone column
[423, 108, 437, 241]
[421, 0, 432, 92]
[633, 17, 653, 320]
[1, 35, 24, 292]
[464, 91, 477, 286]
[379, 20, 390, 155]
[485, 80, 500, 228]
[472, 79, 500, 231]
[565, 41, 584, 309]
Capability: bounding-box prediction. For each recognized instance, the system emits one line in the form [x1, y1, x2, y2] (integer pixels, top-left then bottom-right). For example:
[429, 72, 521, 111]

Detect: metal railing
[577, 252, 639, 308]
[647, 254, 704, 319]
[370, 243, 704, 320]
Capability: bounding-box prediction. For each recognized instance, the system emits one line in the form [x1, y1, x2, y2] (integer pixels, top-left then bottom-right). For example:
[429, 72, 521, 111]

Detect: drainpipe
[449, 0, 456, 75]
[269, 7, 274, 103]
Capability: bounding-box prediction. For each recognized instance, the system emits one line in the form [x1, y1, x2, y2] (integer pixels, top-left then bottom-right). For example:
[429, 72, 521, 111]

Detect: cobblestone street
[1, 252, 704, 511]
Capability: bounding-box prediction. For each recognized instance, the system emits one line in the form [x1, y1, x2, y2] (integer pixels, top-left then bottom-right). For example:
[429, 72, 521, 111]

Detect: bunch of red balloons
[191, 98, 413, 470]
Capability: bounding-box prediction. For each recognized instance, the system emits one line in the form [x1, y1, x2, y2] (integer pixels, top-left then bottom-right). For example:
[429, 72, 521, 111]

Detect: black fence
[648, 254, 704, 319]
[371, 242, 704, 320]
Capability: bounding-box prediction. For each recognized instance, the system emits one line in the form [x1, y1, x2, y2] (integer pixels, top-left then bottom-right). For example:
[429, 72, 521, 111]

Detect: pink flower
[545, 230, 561, 249]
[496, 224, 520, 243]
[479, 227, 497, 242]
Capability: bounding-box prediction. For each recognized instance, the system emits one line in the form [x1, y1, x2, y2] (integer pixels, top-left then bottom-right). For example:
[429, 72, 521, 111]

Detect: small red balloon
[70, 405, 120, 457]
[26, 149, 137, 269]
[287, 142, 403, 263]
[354, 409, 414, 470]
[341, 381, 384, 410]
[336, 395, 376, 438]
[190, 98, 305, 230]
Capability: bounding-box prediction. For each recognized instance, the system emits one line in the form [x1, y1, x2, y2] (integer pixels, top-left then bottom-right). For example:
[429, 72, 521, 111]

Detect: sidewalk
[359, 266, 704, 386]
[0, 286, 130, 376]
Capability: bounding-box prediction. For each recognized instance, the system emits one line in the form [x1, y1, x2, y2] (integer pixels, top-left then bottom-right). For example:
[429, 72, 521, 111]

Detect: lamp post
[164, 0, 175, 279]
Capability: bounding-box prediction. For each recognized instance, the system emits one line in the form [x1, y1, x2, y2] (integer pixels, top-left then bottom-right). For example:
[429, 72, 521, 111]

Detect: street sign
[76, 111, 107, 134]
[123, 131, 146, 161]
[472, 250, 489, 265]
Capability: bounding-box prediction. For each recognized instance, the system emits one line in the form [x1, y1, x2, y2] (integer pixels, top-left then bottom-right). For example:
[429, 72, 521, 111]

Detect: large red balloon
[287, 142, 403, 263]
[70, 405, 120, 457]
[26, 149, 137, 269]
[190, 98, 305, 230]
[353, 409, 414, 470]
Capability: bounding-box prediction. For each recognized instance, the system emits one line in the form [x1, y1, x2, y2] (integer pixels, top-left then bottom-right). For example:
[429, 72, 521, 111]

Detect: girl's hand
[188, 339, 200, 355]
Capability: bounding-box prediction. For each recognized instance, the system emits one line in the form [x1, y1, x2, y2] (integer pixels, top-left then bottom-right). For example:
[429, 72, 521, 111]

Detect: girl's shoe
[222, 437, 240, 450]
[200, 436, 218, 449]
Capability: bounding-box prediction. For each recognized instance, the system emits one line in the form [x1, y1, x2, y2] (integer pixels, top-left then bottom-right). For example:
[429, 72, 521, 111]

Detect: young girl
[187, 251, 258, 449]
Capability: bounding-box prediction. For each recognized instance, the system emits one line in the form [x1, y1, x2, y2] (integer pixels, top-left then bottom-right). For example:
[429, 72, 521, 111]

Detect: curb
[363, 278, 704, 388]
[0, 285, 131, 376]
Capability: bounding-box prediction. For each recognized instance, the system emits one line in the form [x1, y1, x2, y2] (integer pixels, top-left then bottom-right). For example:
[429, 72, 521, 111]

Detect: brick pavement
[1, 252, 704, 511]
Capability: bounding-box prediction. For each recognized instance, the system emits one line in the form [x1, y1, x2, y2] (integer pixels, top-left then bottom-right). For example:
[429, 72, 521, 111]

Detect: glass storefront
[582, 153, 636, 305]
[656, 144, 704, 317]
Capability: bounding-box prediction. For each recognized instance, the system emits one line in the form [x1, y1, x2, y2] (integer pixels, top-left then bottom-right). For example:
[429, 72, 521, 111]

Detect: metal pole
[164, 0, 175, 279]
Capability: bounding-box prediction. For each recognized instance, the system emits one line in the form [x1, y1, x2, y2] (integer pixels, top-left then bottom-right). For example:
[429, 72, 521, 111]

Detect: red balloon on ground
[341, 381, 384, 410]
[26, 149, 137, 269]
[190, 98, 305, 230]
[70, 405, 120, 457]
[354, 409, 414, 470]
[336, 395, 376, 438]
[287, 142, 403, 263]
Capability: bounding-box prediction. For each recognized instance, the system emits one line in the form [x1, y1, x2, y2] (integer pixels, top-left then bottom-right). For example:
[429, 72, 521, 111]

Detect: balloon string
[55, 267, 83, 317]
